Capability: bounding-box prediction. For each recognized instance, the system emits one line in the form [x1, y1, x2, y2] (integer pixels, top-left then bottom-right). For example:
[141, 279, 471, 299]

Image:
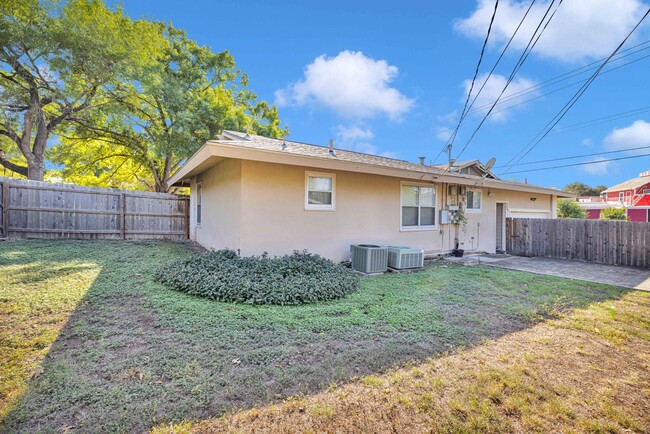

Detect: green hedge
[154, 250, 359, 305]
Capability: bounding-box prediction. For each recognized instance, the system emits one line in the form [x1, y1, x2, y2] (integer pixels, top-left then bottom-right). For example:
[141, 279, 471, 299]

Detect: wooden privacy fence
[506, 217, 650, 269]
[0, 177, 189, 240]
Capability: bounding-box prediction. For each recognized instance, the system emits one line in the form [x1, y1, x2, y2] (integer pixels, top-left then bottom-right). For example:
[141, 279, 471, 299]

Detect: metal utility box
[350, 244, 388, 273]
[440, 209, 452, 224]
[387, 246, 425, 269]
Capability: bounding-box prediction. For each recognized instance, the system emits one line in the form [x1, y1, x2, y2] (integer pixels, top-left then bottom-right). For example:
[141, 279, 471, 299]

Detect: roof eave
[169, 141, 572, 197]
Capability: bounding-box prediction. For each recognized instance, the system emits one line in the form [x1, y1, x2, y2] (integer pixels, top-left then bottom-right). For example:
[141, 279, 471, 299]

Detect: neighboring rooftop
[602, 170, 650, 193]
[432, 159, 498, 179]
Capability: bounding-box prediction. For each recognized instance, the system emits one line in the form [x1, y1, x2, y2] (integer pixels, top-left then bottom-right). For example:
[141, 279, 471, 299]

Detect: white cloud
[463, 73, 539, 121]
[334, 125, 378, 154]
[335, 125, 374, 143]
[455, 0, 649, 62]
[275, 51, 414, 120]
[581, 138, 594, 147]
[436, 126, 453, 141]
[604, 120, 650, 154]
[582, 157, 611, 175]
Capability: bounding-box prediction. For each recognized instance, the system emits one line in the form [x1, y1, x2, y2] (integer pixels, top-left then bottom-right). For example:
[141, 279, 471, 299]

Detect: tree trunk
[27, 158, 45, 181]
[155, 179, 169, 193]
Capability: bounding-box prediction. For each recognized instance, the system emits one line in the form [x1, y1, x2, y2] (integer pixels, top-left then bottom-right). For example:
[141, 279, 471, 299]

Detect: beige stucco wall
[189, 158, 557, 262]
[192, 159, 242, 252]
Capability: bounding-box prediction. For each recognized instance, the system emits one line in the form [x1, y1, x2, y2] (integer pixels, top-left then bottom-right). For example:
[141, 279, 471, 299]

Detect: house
[432, 159, 498, 179]
[575, 196, 607, 219]
[169, 131, 574, 262]
[580, 170, 650, 222]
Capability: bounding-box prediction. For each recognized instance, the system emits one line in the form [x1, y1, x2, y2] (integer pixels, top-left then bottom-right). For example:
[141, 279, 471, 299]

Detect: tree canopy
[0, 0, 162, 180]
[1, 0, 286, 191]
[557, 198, 587, 219]
[562, 182, 608, 197]
[600, 208, 628, 221]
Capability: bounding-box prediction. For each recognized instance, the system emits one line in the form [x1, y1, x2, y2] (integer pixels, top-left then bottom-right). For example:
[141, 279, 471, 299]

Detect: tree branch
[47, 85, 98, 131]
[0, 125, 21, 145]
[0, 152, 28, 177]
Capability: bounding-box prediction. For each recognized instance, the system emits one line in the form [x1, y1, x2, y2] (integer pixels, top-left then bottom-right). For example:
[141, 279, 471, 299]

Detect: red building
[580, 170, 650, 222]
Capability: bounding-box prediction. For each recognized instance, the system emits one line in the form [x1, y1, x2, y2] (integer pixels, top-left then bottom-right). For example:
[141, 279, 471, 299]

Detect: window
[644, 189, 650, 195]
[619, 192, 624, 202]
[401, 184, 436, 229]
[466, 188, 482, 212]
[196, 182, 202, 226]
[305, 172, 335, 210]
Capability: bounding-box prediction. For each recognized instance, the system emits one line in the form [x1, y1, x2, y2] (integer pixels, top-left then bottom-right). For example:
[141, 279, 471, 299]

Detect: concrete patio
[443, 254, 650, 292]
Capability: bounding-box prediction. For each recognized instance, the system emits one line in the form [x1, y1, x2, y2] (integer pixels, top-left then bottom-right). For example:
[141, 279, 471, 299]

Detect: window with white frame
[619, 192, 624, 202]
[305, 172, 335, 210]
[196, 182, 202, 226]
[401, 184, 436, 228]
[465, 188, 482, 212]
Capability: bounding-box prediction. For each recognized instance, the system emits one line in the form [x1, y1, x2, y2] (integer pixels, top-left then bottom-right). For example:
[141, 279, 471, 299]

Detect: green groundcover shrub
[154, 250, 359, 305]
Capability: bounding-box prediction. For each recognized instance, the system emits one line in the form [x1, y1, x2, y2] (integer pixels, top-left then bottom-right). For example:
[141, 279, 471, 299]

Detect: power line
[502, 8, 650, 173]
[454, 0, 563, 160]
[461, 51, 650, 123]
[432, 0, 548, 163]
[494, 144, 650, 168]
[481, 105, 650, 153]
[465, 40, 650, 116]
[431, 39, 650, 131]
[496, 152, 650, 175]
[436, 0, 500, 165]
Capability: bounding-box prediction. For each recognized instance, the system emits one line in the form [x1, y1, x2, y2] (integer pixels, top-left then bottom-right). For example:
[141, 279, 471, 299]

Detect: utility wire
[494, 144, 650, 168]
[466, 42, 650, 116]
[433, 0, 537, 164]
[496, 152, 650, 175]
[432, 39, 650, 129]
[502, 8, 650, 173]
[446, 0, 535, 149]
[455, 0, 563, 160]
[439, 0, 500, 163]
[481, 105, 650, 154]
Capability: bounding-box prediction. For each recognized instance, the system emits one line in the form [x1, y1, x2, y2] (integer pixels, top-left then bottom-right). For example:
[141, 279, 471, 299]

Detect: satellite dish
[484, 157, 496, 170]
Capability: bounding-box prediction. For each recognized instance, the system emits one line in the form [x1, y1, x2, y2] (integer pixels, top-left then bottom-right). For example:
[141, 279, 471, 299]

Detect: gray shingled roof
[218, 130, 456, 177]
[602, 173, 650, 193]
[172, 130, 569, 195]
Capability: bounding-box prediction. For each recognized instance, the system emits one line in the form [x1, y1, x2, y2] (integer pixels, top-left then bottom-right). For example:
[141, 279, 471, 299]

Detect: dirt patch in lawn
[155, 290, 650, 434]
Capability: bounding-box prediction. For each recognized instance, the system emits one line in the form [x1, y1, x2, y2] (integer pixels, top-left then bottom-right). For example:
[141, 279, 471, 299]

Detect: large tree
[0, 0, 161, 180]
[52, 25, 286, 192]
[563, 182, 608, 197]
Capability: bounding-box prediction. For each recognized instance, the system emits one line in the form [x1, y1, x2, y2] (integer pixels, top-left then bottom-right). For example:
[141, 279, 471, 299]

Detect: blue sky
[112, 0, 650, 188]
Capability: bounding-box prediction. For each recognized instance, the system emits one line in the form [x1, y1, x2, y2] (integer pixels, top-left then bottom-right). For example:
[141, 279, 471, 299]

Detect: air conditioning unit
[350, 244, 388, 273]
[387, 246, 425, 270]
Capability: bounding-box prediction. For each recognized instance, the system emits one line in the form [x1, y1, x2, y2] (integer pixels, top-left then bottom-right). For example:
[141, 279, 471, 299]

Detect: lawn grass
[157, 291, 650, 434]
[0, 240, 639, 433]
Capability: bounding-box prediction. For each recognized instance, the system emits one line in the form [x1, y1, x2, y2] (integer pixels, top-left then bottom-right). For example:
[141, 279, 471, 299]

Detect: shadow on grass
[0, 240, 633, 434]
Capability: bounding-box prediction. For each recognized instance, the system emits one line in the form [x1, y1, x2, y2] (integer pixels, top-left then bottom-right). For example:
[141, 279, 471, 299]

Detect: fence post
[1, 181, 8, 238]
[120, 193, 126, 240]
[184, 197, 190, 240]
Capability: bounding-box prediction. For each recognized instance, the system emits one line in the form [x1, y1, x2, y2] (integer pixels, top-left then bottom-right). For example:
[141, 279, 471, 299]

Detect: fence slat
[506, 217, 650, 269]
[1, 177, 188, 241]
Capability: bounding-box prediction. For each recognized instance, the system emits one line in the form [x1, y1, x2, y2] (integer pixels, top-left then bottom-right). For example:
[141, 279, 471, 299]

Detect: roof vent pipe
[419, 156, 426, 166]
[328, 139, 335, 156]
